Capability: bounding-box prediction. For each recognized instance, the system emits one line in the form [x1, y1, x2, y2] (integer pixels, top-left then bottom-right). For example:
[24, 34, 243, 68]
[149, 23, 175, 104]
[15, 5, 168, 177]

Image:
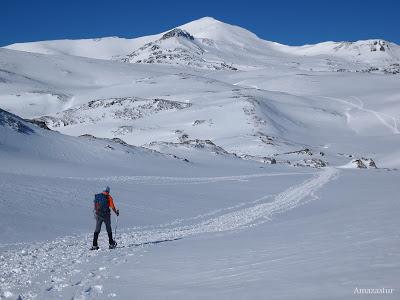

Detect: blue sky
[1, 0, 399, 46]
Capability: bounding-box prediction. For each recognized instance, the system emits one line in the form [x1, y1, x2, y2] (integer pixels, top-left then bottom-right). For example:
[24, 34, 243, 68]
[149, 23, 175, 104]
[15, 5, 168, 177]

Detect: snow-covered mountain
[1, 16, 400, 168]
[1, 17, 400, 300]
[6, 17, 400, 72]
[4, 17, 267, 60]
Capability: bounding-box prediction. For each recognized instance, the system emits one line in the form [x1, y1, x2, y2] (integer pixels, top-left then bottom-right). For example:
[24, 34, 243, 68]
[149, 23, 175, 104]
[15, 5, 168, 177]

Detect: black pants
[93, 214, 114, 246]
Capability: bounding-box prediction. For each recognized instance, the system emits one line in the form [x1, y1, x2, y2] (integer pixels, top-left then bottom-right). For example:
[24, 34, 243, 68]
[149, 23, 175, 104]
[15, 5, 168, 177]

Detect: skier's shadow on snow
[118, 237, 182, 249]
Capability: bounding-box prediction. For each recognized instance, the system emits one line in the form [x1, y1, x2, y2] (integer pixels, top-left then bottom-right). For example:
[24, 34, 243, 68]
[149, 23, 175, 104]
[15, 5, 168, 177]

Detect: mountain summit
[179, 17, 261, 44]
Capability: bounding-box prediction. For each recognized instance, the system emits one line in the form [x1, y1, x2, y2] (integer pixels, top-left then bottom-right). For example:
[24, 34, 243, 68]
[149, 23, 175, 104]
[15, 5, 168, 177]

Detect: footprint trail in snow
[0, 168, 339, 299]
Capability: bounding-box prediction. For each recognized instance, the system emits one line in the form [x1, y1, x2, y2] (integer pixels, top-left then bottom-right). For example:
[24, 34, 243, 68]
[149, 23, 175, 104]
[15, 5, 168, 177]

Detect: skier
[91, 186, 119, 250]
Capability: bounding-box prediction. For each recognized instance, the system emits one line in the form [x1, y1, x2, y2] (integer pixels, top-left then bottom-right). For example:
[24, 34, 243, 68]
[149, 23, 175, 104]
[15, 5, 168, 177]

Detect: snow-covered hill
[0, 108, 192, 179]
[5, 35, 160, 60]
[275, 39, 400, 73]
[281, 39, 400, 63]
[1, 16, 400, 300]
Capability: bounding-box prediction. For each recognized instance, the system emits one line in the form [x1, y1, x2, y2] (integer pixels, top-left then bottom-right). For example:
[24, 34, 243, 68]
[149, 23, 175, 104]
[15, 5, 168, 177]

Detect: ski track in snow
[350, 96, 400, 134]
[0, 168, 339, 299]
[322, 96, 400, 134]
[62, 172, 315, 185]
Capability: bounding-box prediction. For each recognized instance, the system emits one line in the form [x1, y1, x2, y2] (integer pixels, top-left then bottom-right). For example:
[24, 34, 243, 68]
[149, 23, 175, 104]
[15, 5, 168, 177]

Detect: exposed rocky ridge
[147, 138, 332, 168]
[0, 109, 34, 135]
[351, 158, 378, 169]
[148, 139, 231, 155]
[331, 63, 400, 74]
[333, 40, 391, 53]
[36, 97, 191, 128]
[25, 119, 51, 130]
[120, 28, 237, 71]
[78, 133, 190, 163]
[160, 28, 195, 41]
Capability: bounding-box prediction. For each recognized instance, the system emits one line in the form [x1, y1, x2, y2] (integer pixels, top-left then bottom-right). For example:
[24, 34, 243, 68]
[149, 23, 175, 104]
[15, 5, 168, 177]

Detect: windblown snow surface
[1, 17, 400, 300]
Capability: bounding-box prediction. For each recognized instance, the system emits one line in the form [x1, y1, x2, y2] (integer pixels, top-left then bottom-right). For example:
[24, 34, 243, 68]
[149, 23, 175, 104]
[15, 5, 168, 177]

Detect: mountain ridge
[4, 16, 399, 70]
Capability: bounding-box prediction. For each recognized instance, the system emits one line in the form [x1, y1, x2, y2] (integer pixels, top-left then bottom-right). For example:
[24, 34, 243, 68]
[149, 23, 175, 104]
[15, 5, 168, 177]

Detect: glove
[116, 209, 120, 216]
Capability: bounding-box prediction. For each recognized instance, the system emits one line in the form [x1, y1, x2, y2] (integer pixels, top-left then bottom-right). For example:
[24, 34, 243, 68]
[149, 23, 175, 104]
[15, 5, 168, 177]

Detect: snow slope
[3, 45, 400, 169]
[1, 113, 399, 299]
[1, 16, 400, 300]
[5, 35, 160, 60]
[276, 39, 400, 66]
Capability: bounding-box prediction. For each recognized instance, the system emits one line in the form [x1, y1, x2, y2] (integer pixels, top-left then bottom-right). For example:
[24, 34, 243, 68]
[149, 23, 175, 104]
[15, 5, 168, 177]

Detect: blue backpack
[94, 193, 109, 216]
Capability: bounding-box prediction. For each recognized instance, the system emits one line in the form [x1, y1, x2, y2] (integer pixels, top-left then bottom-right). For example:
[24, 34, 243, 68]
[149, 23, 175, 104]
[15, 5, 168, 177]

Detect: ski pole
[114, 215, 118, 240]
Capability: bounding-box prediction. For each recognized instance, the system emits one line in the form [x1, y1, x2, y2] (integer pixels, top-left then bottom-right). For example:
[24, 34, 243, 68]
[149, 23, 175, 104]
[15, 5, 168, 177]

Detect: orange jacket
[102, 192, 116, 210]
